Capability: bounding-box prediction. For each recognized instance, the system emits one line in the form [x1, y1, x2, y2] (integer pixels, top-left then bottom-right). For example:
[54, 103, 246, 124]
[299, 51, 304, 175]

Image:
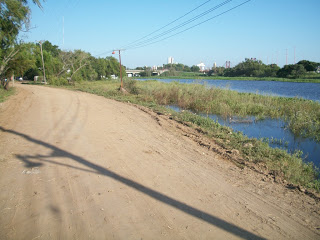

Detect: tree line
[139, 59, 319, 79]
[1, 41, 126, 85]
[216, 58, 320, 79]
[0, 0, 125, 88]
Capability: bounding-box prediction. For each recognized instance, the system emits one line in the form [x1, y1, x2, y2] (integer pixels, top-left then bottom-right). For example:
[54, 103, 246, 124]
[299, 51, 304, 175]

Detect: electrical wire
[123, 0, 233, 50]
[127, 0, 251, 51]
[121, 0, 213, 49]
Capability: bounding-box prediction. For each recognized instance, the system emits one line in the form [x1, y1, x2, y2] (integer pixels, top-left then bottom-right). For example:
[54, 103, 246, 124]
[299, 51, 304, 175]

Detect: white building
[168, 57, 174, 64]
[197, 62, 206, 71]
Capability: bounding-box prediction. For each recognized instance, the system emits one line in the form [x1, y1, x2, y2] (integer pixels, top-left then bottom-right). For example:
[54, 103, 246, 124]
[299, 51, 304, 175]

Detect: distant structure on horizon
[213, 62, 217, 69]
[168, 57, 174, 64]
[197, 62, 206, 72]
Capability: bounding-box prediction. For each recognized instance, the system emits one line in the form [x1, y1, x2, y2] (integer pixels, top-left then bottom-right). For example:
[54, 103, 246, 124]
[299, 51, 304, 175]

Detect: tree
[297, 60, 319, 72]
[191, 65, 200, 72]
[277, 64, 307, 79]
[68, 50, 90, 83]
[0, 0, 42, 80]
[223, 58, 280, 78]
[5, 42, 37, 78]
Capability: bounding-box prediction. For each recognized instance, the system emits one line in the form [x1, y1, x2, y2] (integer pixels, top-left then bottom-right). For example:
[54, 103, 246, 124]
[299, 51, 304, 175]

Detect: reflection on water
[168, 105, 320, 168]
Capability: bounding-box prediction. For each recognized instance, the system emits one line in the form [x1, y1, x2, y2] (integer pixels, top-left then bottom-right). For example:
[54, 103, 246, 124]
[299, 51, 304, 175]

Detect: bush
[48, 77, 69, 86]
[124, 79, 139, 94]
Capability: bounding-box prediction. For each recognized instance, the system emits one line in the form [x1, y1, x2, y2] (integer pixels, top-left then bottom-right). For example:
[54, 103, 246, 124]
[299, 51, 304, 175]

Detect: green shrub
[48, 77, 69, 86]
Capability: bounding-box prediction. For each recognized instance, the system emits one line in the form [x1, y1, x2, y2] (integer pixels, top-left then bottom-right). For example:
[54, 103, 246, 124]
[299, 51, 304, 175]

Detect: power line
[127, 0, 251, 51]
[94, 0, 250, 58]
[121, 0, 213, 49]
[124, 0, 233, 50]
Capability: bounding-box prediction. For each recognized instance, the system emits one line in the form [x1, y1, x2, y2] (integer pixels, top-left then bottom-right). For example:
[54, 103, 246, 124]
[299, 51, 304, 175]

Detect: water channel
[138, 78, 320, 168]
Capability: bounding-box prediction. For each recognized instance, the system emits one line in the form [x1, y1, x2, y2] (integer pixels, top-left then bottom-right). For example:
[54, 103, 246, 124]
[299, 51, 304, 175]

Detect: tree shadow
[0, 126, 265, 240]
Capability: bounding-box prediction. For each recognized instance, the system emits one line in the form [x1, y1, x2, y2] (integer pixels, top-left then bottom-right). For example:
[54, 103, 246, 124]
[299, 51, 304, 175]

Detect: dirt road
[0, 84, 319, 240]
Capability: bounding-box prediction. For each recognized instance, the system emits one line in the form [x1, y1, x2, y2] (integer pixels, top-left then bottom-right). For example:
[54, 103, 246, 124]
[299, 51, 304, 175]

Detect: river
[138, 78, 320, 168]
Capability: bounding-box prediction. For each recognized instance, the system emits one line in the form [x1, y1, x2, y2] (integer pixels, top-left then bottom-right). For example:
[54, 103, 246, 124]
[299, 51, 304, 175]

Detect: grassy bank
[137, 80, 320, 142]
[139, 72, 320, 83]
[0, 87, 15, 103]
[61, 80, 319, 192]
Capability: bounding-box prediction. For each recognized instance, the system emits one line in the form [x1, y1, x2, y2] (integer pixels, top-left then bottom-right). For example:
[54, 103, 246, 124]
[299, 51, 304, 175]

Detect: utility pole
[286, 49, 288, 65]
[112, 49, 124, 90]
[39, 41, 46, 84]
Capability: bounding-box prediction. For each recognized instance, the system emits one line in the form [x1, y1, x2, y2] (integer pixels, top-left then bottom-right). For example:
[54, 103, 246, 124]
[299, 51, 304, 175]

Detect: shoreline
[136, 75, 320, 83]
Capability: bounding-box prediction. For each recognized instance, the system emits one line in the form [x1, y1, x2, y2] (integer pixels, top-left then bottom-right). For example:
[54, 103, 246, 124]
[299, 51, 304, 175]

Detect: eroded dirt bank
[0, 84, 319, 239]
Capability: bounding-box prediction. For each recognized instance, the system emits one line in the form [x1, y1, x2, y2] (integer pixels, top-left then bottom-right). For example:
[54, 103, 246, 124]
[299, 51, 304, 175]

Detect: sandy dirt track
[0, 83, 319, 240]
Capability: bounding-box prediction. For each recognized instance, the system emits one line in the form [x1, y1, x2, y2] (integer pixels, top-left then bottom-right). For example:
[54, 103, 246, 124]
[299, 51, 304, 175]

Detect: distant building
[168, 57, 174, 64]
[152, 65, 157, 71]
[197, 62, 206, 72]
[213, 62, 217, 69]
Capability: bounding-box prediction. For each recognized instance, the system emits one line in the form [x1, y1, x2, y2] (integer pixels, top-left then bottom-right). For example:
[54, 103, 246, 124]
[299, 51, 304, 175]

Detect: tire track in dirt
[0, 83, 319, 240]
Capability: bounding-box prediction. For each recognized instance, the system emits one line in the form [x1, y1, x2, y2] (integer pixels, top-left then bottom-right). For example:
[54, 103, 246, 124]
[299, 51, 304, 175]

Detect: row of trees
[137, 63, 201, 77]
[1, 40, 126, 84]
[1, 0, 125, 87]
[218, 58, 319, 79]
[146, 59, 319, 79]
[1, 0, 42, 87]
[159, 63, 200, 72]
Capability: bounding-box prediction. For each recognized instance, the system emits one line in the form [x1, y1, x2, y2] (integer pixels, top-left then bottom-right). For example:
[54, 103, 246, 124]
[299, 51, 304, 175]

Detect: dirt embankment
[0, 83, 319, 240]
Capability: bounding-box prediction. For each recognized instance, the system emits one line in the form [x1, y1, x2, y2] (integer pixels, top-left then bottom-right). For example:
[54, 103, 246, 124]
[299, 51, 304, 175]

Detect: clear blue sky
[24, 0, 320, 69]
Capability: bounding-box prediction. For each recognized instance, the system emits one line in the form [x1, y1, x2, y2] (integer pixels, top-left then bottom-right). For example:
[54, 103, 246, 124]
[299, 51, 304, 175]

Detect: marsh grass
[136, 81, 320, 142]
[60, 80, 320, 192]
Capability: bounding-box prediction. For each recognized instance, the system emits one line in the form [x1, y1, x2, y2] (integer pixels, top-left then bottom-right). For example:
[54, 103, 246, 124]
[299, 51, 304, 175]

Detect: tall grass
[137, 81, 320, 142]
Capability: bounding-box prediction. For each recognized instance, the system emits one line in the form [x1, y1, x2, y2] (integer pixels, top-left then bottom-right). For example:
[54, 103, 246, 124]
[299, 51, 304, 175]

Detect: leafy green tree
[68, 50, 90, 83]
[277, 64, 307, 79]
[0, 0, 42, 79]
[5, 42, 37, 78]
[264, 64, 280, 77]
[42, 41, 60, 58]
[223, 58, 280, 77]
[208, 66, 225, 76]
[297, 60, 319, 72]
[191, 65, 200, 72]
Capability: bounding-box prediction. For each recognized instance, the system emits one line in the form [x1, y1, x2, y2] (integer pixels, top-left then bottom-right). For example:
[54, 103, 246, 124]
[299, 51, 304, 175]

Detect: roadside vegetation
[59, 79, 320, 193]
[0, 87, 15, 103]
